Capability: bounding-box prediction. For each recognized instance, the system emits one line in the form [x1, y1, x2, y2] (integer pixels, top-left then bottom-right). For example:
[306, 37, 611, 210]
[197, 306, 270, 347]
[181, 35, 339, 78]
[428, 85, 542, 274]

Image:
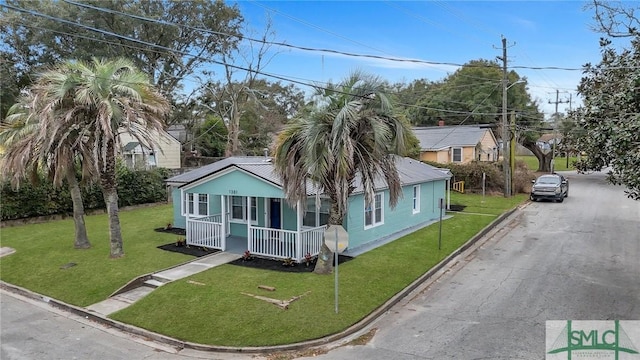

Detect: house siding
[119, 130, 181, 169]
[188, 170, 281, 198]
[420, 150, 449, 163]
[172, 169, 285, 230]
[345, 180, 446, 251]
[478, 131, 498, 161]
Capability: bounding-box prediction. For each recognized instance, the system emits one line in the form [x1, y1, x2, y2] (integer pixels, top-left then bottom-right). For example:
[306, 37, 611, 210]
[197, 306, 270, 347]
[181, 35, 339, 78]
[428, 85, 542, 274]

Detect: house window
[412, 185, 420, 214]
[184, 193, 208, 217]
[250, 197, 257, 222]
[303, 198, 330, 227]
[198, 194, 208, 215]
[364, 193, 383, 229]
[230, 196, 257, 222]
[452, 148, 462, 162]
[231, 196, 244, 220]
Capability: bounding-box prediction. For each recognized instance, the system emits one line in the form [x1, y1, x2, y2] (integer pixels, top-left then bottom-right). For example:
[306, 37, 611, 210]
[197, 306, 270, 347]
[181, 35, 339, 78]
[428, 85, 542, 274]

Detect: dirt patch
[229, 254, 353, 273]
[156, 243, 219, 257]
[154, 227, 186, 236]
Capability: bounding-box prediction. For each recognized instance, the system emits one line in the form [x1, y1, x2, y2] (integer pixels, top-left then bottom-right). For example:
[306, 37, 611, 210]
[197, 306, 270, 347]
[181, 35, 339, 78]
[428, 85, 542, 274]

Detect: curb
[1, 206, 520, 355]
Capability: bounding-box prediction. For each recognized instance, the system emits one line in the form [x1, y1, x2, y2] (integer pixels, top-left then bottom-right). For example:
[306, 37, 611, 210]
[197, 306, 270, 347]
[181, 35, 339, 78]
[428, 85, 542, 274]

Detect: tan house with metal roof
[413, 125, 498, 164]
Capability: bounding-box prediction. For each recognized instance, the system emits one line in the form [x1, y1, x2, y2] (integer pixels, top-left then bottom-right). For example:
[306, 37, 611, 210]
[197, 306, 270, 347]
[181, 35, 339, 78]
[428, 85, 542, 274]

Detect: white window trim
[229, 196, 258, 224]
[303, 197, 330, 228]
[364, 192, 384, 229]
[182, 192, 209, 217]
[412, 185, 421, 214]
[452, 147, 463, 162]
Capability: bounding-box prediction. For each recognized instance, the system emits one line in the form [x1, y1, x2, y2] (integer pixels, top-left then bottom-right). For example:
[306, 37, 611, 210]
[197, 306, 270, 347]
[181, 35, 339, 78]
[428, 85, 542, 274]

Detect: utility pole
[548, 90, 569, 173]
[498, 36, 510, 197]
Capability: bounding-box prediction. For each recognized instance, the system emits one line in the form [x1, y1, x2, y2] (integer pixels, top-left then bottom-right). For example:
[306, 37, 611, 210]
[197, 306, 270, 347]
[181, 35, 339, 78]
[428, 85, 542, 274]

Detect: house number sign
[228, 190, 238, 194]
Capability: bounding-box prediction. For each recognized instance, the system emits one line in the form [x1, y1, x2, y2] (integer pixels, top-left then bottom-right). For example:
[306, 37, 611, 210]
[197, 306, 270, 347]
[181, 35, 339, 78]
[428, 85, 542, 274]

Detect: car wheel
[565, 191, 569, 198]
[558, 197, 564, 203]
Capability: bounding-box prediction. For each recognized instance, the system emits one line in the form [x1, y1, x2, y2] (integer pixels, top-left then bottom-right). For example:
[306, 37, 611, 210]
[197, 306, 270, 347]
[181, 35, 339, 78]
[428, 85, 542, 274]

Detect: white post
[334, 227, 339, 314]
[247, 196, 252, 252]
[446, 178, 451, 210]
[296, 199, 303, 262]
[183, 189, 191, 245]
[220, 195, 226, 251]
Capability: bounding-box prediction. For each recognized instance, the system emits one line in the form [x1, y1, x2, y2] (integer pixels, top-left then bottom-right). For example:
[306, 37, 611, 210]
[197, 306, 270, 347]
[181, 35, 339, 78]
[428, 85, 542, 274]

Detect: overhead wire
[1, 3, 617, 125]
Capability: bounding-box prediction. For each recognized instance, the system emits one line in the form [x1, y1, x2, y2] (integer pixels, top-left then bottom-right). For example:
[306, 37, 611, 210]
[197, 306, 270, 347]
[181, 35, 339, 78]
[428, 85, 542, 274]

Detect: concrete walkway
[86, 251, 241, 316]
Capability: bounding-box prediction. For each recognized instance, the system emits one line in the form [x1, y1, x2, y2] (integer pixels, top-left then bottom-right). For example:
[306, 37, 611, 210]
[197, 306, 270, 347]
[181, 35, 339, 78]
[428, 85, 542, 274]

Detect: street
[1, 170, 639, 359]
[300, 170, 640, 359]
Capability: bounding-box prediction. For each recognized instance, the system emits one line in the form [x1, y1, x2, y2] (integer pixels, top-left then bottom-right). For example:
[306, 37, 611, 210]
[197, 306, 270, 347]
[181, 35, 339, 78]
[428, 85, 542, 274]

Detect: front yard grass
[0, 204, 191, 306]
[110, 194, 526, 346]
[1, 194, 526, 346]
[517, 155, 577, 172]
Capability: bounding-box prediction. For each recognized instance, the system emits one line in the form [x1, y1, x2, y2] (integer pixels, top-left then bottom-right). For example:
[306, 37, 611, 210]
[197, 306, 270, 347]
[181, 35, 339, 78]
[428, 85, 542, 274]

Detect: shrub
[1, 166, 170, 221]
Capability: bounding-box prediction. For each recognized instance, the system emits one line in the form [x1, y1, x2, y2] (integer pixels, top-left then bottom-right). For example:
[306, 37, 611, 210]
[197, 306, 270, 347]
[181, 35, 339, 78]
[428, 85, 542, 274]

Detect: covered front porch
[184, 195, 327, 263]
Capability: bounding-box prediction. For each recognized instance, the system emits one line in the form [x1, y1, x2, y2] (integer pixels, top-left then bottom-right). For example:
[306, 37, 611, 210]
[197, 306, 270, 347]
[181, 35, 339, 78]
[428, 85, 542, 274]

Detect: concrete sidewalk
[86, 251, 241, 316]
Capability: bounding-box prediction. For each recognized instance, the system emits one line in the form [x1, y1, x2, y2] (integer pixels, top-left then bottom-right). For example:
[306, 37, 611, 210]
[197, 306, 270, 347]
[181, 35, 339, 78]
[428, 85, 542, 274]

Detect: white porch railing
[249, 225, 325, 262]
[186, 215, 222, 249]
[300, 226, 325, 258]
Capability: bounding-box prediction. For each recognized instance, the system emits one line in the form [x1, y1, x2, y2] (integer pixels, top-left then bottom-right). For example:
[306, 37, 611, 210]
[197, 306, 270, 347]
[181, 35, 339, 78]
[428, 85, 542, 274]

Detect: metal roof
[166, 156, 450, 194]
[351, 156, 451, 194]
[413, 126, 493, 150]
[123, 142, 140, 152]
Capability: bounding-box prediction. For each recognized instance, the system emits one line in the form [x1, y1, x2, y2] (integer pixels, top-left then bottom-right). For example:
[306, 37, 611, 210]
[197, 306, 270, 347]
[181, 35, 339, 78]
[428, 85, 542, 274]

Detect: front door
[269, 198, 281, 229]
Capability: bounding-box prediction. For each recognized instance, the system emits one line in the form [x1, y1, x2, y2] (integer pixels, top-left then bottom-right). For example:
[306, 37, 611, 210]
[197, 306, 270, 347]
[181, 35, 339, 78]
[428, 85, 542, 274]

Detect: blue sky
[228, 0, 607, 117]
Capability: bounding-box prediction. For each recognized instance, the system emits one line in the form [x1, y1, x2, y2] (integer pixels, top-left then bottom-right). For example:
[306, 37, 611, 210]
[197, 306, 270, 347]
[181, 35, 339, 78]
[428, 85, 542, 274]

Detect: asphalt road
[0, 290, 263, 360]
[1, 170, 638, 360]
[300, 170, 640, 359]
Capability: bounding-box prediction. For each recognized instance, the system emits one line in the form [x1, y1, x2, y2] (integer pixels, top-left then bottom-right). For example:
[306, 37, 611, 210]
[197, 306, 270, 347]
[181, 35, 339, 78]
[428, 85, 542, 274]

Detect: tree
[575, 34, 640, 199]
[194, 114, 228, 157]
[402, 60, 540, 126]
[395, 60, 546, 169]
[31, 58, 170, 257]
[1, 91, 94, 249]
[274, 71, 411, 274]
[200, 78, 306, 155]
[1, 0, 243, 103]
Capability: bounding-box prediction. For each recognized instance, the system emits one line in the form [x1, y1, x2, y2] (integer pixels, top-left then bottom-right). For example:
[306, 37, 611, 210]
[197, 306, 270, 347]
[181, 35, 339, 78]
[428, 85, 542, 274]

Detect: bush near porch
[1, 193, 525, 346]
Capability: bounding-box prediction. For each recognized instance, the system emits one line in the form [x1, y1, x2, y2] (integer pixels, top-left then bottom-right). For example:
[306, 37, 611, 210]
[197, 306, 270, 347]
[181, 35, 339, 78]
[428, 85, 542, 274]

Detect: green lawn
[0, 204, 193, 306]
[110, 194, 526, 346]
[1, 194, 526, 346]
[517, 155, 577, 172]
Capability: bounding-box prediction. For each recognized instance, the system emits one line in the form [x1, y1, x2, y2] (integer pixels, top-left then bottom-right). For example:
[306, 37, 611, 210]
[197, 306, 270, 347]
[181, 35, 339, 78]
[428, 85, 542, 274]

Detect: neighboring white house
[118, 129, 181, 169]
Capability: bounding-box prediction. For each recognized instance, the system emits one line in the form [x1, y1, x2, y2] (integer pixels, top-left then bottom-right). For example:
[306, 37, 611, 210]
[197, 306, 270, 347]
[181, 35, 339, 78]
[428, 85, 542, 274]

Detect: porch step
[111, 286, 155, 305]
[143, 279, 166, 288]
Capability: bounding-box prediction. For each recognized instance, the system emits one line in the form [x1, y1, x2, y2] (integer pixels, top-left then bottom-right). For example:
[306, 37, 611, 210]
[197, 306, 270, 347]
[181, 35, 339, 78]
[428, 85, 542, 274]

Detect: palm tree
[1, 93, 94, 249]
[29, 58, 170, 258]
[273, 71, 411, 274]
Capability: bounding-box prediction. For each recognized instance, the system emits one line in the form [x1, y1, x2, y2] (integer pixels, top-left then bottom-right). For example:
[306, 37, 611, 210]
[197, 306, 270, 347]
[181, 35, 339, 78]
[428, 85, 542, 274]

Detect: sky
[226, 0, 609, 117]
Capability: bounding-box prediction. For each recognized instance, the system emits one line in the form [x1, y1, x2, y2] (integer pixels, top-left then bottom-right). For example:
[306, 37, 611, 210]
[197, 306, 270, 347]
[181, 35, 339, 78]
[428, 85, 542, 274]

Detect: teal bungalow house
[166, 156, 451, 263]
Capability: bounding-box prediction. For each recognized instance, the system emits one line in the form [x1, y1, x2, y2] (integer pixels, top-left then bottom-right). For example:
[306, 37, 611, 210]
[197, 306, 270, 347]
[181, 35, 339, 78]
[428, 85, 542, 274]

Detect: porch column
[247, 196, 253, 253]
[221, 195, 227, 251]
[447, 178, 451, 210]
[296, 199, 302, 262]
[183, 189, 190, 245]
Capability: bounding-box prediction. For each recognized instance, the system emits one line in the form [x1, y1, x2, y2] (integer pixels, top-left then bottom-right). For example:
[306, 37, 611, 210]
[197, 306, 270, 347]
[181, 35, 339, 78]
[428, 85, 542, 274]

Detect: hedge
[1, 166, 170, 221]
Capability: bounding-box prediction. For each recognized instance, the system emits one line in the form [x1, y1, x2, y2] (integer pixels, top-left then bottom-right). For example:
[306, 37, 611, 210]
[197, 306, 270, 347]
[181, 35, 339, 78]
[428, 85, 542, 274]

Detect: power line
[20, 1, 631, 73]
